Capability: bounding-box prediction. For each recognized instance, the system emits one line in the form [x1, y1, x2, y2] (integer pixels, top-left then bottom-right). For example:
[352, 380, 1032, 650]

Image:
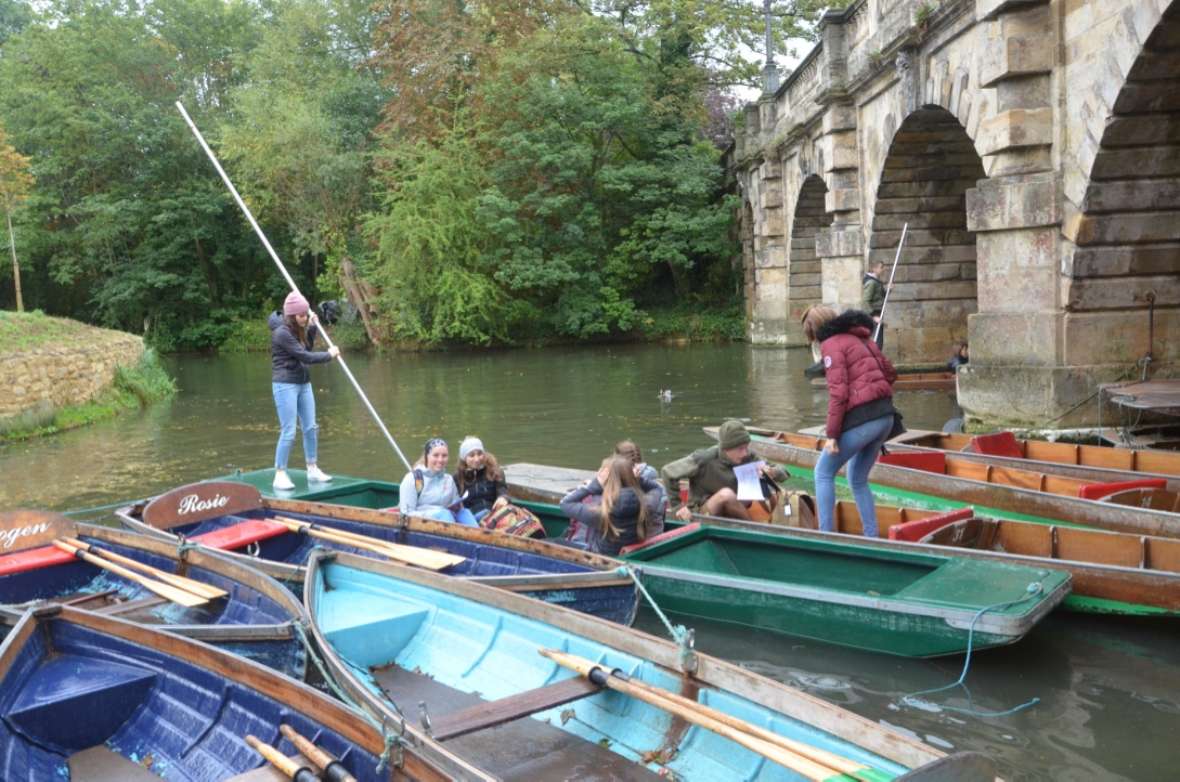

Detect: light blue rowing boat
[304, 550, 995, 781]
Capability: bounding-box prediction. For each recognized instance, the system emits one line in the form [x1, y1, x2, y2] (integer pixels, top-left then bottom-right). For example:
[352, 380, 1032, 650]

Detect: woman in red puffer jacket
[802, 307, 898, 537]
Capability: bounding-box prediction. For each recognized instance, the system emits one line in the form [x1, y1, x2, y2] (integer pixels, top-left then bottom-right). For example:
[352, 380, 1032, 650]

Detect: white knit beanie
[459, 436, 485, 461]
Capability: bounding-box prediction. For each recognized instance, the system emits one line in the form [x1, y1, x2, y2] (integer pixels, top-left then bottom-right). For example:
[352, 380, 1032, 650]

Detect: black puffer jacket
[456, 466, 508, 516]
[269, 312, 331, 384]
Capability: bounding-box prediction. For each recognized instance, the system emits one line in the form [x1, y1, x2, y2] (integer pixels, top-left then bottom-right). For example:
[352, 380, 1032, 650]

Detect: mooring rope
[617, 565, 697, 671]
[898, 581, 1045, 718]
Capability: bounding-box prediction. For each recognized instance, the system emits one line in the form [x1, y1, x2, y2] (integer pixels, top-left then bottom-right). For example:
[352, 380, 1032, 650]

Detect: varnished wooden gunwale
[305, 550, 945, 773]
[0, 605, 491, 782]
[718, 428, 1180, 539]
[118, 495, 626, 584]
[886, 430, 1180, 489]
[891, 430, 1180, 477]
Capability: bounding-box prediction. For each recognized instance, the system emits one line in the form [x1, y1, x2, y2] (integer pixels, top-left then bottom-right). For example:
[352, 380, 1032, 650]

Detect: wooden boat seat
[0, 544, 75, 576]
[190, 518, 288, 550]
[431, 675, 602, 739]
[620, 522, 700, 555]
[372, 664, 661, 780]
[68, 745, 162, 782]
[1078, 478, 1167, 500]
[6, 655, 156, 754]
[877, 451, 947, 474]
[887, 508, 974, 542]
[967, 432, 1023, 458]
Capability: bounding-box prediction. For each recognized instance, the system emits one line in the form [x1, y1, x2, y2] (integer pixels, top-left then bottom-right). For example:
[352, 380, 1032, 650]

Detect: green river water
[0, 343, 1175, 781]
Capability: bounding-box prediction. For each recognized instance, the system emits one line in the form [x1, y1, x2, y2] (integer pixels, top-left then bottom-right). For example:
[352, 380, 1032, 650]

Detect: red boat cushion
[190, 519, 288, 550]
[887, 508, 974, 542]
[1077, 478, 1167, 500]
[968, 432, 1023, 458]
[619, 522, 701, 556]
[0, 545, 76, 576]
[877, 452, 947, 474]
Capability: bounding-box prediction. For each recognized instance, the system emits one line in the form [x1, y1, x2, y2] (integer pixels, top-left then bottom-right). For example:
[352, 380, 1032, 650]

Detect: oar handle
[245, 735, 319, 782]
[280, 725, 357, 782]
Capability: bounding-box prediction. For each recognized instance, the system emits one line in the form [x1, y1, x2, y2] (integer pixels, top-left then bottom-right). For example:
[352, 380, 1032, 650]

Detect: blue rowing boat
[0, 509, 306, 679]
[304, 550, 995, 781]
[116, 480, 638, 625]
[0, 605, 491, 780]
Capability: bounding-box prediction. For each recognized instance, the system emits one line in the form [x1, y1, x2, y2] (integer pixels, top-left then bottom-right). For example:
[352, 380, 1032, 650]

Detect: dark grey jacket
[269, 312, 330, 384]
[559, 477, 666, 556]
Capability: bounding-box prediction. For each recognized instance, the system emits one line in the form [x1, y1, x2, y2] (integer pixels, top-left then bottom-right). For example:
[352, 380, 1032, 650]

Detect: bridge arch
[1069, 0, 1180, 368]
[866, 105, 984, 364]
[787, 174, 829, 329]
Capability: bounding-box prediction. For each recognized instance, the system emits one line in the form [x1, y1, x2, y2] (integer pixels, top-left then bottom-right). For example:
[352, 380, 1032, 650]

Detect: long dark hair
[599, 455, 648, 541]
[456, 451, 503, 493]
[284, 314, 307, 346]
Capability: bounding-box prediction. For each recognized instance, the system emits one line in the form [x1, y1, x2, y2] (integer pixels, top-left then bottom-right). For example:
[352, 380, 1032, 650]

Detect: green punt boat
[620, 522, 1069, 657]
[215, 468, 1070, 657]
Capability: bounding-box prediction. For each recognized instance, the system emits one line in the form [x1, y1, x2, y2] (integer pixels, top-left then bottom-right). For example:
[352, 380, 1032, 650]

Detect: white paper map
[733, 461, 766, 502]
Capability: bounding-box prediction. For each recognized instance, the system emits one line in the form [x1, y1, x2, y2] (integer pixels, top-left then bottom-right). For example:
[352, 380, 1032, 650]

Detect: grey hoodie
[269, 312, 330, 384]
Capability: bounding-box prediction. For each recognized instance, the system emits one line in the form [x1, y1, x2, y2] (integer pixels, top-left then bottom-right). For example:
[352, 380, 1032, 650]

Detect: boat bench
[0, 545, 76, 576]
[6, 655, 156, 754]
[318, 592, 430, 668]
[1077, 478, 1167, 500]
[887, 508, 974, 542]
[190, 519, 288, 551]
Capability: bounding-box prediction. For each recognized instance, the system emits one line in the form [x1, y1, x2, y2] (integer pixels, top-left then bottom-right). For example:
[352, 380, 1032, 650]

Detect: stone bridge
[735, 0, 1179, 428]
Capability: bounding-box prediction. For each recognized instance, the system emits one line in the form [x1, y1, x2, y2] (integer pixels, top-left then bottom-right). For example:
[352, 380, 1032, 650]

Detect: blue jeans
[814, 414, 893, 537]
[273, 382, 317, 470]
[417, 507, 479, 527]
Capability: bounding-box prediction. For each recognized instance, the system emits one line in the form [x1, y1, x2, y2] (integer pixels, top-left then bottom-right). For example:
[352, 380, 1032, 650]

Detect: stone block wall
[0, 332, 145, 419]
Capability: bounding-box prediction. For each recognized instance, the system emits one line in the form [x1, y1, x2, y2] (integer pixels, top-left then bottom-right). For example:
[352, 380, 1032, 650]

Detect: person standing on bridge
[269, 291, 339, 492]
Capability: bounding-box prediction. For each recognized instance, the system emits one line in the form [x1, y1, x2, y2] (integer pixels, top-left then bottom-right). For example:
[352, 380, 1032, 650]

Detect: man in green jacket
[661, 420, 787, 521]
[862, 260, 888, 348]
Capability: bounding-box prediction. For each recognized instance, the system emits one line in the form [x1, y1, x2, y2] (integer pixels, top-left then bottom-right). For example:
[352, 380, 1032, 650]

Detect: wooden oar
[244, 735, 318, 782]
[280, 724, 358, 782]
[52, 540, 208, 609]
[61, 537, 227, 601]
[271, 516, 464, 571]
[540, 649, 868, 781]
[603, 660, 874, 780]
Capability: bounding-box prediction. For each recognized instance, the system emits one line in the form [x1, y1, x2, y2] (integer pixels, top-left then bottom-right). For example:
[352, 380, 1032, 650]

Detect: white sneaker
[273, 470, 295, 491]
[306, 465, 333, 483]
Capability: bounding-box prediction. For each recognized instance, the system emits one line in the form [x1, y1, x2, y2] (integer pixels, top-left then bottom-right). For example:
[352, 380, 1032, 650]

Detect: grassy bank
[0, 349, 176, 441]
[0, 309, 98, 350]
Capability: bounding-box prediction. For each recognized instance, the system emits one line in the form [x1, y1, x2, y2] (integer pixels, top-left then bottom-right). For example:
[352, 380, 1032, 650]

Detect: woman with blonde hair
[560, 455, 665, 555]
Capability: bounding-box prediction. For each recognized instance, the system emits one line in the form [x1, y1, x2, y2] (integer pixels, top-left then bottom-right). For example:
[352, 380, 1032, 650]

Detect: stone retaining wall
[1, 331, 145, 419]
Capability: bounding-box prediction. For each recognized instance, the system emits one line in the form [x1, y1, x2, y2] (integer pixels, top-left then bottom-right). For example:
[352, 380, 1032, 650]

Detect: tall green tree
[219, 0, 385, 335]
[0, 121, 32, 311]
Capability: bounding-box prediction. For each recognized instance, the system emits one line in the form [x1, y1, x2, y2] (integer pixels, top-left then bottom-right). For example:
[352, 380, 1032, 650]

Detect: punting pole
[874, 221, 908, 343]
[175, 101, 413, 473]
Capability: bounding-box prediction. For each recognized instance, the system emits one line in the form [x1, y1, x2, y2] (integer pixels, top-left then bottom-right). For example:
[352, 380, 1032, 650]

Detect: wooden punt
[888, 429, 1180, 488]
[304, 550, 995, 781]
[0, 510, 306, 678]
[617, 523, 1068, 657]
[712, 427, 1180, 539]
[0, 604, 487, 781]
[115, 480, 638, 626]
[504, 463, 1180, 618]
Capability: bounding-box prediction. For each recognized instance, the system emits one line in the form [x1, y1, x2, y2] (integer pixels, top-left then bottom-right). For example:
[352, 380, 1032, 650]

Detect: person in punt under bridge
[660, 420, 787, 522]
[269, 291, 339, 492]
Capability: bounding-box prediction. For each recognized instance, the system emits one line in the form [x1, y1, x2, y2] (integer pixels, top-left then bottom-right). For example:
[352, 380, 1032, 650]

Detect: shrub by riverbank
[213, 303, 744, 352]
[0, 312, 176, 441]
